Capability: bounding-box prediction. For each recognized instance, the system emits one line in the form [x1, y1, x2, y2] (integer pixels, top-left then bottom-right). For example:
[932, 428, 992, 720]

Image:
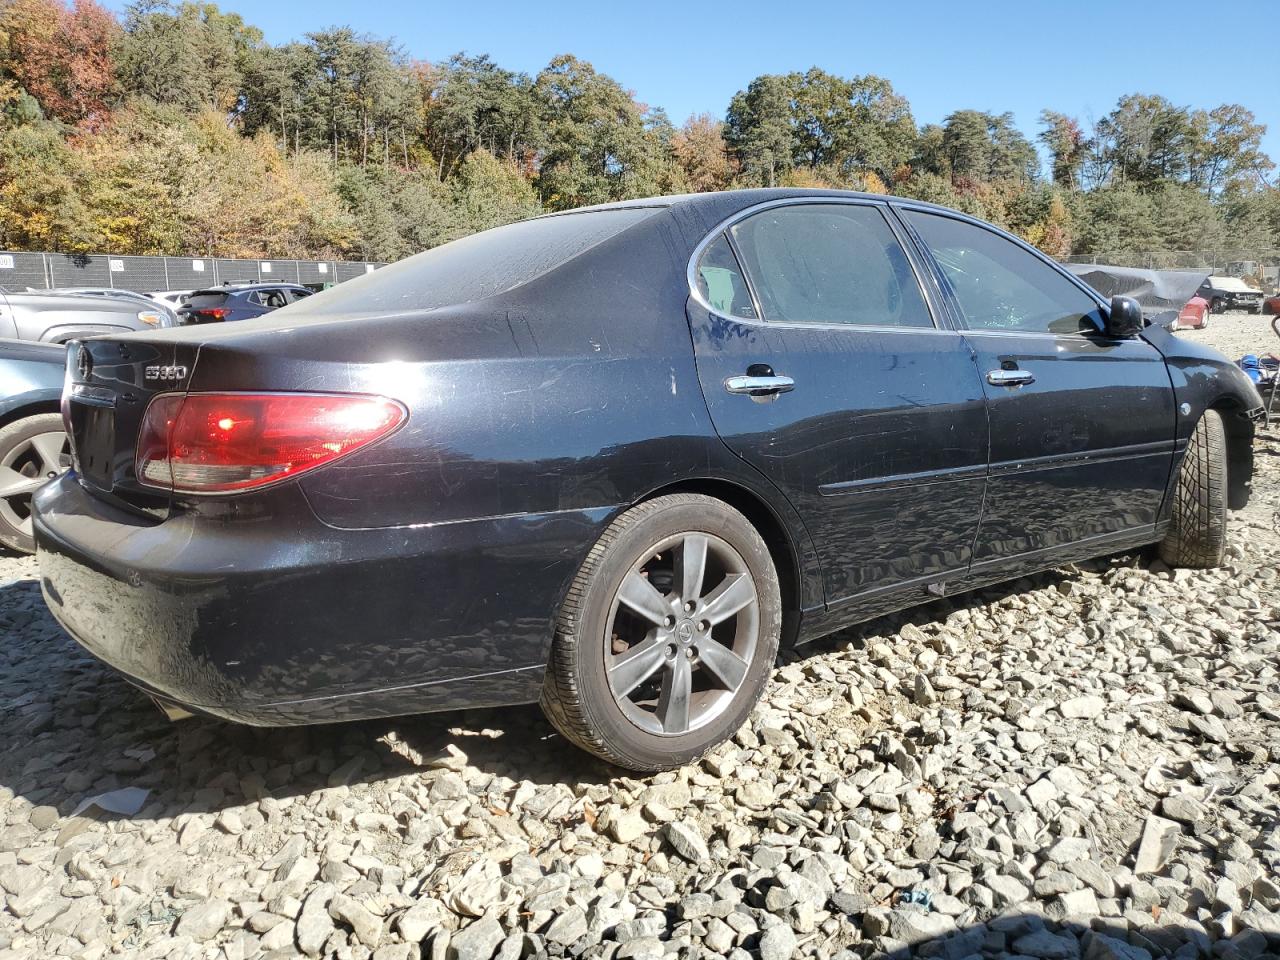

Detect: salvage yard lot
[1, 314, 1278, 960]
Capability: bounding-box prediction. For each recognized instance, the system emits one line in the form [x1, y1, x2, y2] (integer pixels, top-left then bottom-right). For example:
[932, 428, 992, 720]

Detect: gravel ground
[2, 319, 1279, 960]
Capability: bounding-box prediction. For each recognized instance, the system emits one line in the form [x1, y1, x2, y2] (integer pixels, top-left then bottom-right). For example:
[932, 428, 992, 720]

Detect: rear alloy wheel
[1159, 410, 1228, 568]
[541, 494, 781, 771]
[0, 413, 68, 554]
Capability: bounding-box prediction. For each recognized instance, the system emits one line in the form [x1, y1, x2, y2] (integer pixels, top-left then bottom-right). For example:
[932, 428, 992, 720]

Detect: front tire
[1159, 410, 1228, 568]
[0, 413, 68, 554]
[541, 494, 782, 772]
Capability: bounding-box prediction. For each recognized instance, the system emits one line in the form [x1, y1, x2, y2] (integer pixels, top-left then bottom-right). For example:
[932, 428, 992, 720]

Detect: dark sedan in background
[178, 282, 314, 324]
[33, 189, 1262, 771]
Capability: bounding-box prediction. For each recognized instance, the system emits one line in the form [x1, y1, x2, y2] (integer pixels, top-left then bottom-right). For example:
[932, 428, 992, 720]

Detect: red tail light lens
[186, 308, 228, 323]
[136, 393, 405, 494]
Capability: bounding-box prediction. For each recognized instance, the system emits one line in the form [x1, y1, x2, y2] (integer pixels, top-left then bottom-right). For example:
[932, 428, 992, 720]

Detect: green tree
[115, 1, 260, 114]
[725, 73, 794, 187]
[1186, 104, 1274, 196]
[0, 117, 92, 248]
[1038, 110, 1085, 189]
[450, 148, 543, 235]
[532, 54, 665, 209]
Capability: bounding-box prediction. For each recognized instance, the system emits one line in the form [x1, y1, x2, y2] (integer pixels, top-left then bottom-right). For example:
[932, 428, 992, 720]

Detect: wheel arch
[0, 398, 61, 432]
[633, 477, 808, 648]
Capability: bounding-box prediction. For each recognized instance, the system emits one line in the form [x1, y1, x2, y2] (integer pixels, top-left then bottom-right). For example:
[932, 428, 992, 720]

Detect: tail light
[136, 393, 405, 494]
[185, 307, 228, 324]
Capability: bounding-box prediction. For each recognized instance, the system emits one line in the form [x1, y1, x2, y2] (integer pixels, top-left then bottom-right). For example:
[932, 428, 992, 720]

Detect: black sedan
[33, 190, 1263, 771]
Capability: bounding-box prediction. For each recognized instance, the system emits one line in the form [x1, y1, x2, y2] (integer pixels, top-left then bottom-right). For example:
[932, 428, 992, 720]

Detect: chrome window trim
[686, 196, 946, 333]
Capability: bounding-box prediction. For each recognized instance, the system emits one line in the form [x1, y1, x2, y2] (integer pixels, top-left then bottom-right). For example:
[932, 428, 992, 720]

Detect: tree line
[1, 0, 1278, 266]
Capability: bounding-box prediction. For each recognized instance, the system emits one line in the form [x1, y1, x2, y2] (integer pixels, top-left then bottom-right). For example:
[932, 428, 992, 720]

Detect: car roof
[548, 187, 955, 219]
[187, 283, 307, 296]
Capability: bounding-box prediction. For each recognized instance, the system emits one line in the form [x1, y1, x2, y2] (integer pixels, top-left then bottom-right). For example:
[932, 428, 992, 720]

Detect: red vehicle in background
[1263, 294, 1280, 316]
[1175, 295, 1209, 330]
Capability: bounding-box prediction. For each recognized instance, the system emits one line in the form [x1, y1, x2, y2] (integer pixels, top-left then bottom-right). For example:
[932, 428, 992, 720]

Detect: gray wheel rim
[605, 532, 759, 737]
[0, 431, 67, 540]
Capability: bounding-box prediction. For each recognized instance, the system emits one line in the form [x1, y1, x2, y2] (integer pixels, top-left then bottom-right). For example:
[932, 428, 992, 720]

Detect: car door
[688, 200, 989, 607]
[900, 207, 1175, 570]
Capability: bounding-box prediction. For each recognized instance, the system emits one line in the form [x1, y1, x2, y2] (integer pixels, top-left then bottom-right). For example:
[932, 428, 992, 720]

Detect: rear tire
[1159, 410, 1228, 568]
[541, 494, 781, 772]
[0, 413, 67, 555]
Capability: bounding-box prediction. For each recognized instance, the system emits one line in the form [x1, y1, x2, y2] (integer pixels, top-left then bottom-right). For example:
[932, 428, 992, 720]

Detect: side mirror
[1106, 295, 1144, 338]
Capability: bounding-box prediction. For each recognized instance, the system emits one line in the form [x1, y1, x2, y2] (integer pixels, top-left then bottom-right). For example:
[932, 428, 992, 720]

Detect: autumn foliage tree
[1, 0, 1278, 264]
[0, 0, 118, 125]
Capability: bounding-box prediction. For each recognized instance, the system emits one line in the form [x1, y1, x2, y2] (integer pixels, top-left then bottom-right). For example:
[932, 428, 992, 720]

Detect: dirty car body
[32, 189, 1263, 729]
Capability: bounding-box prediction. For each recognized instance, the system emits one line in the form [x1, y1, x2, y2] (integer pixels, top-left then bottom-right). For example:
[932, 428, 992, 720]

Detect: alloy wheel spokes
[700, 572, 755, 626]
[608, 636, 668, 698]
[0, 465, 44, 499]
[677, 534, 707, 603]
[657, 651, 692, 734]
[29, 432, 67, 474]
[606, 531, 759, 737]
[696, 637, 749, 690]
[617, 571, 672, 627]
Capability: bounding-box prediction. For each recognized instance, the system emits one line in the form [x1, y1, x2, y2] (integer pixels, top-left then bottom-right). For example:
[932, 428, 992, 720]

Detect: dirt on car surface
[1, 319, 1278, 960]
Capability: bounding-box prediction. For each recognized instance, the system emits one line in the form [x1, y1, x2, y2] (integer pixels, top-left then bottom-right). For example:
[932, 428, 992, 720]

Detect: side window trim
[722, 230, 764, 323]
[687, 197, 947, 333]
[893, 203, 1109, 338]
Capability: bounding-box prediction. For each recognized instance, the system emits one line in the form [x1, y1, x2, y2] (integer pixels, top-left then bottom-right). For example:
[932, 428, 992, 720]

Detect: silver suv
[0, 287, 176, 342]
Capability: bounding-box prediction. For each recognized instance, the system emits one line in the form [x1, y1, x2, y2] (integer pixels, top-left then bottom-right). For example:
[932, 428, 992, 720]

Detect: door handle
[986, 369, 1035, 387]
[724, 374, 795, 397]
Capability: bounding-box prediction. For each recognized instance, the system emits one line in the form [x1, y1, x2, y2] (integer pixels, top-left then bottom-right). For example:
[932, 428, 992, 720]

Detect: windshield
[291, 208, 661, 318]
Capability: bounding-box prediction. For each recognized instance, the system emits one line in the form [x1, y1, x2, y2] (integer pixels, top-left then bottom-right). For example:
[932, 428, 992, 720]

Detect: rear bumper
[33, 473, 612, 724]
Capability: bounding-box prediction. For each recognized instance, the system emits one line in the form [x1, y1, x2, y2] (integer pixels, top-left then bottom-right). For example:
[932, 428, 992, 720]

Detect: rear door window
[694, 234, 757, 319]
[728, 204, 934, 328]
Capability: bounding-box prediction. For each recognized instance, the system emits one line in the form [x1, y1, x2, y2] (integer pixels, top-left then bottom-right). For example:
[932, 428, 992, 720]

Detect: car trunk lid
[65, 337, 200, 517]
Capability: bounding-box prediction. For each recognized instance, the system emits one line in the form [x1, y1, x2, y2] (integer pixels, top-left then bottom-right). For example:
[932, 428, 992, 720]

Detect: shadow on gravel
[0, 550, 1146, 829]
[844, 911, 1276, 959]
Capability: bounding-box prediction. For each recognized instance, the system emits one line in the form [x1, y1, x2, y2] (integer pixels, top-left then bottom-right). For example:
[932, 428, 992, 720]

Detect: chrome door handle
[724, 375, 795, 396]
[986, 369, 1034, 387]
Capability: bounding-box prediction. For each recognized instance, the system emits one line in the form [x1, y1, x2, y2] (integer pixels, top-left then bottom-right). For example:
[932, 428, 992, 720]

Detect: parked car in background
[0, 287, 174, 343]
[1175, 295, 1209, 330]
[1262, 293, 1280, 316]
[0, 339, 67, 553]
[50, 288, 179, 325]
[178, 283, 313, 324]
[34, 189, 1263, 771]
[1198, 276, 1264, 313]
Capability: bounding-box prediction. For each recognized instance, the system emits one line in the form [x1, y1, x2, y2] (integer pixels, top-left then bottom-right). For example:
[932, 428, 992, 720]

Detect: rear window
[294, 208, 661, 317]
[185, 291, 230, 308]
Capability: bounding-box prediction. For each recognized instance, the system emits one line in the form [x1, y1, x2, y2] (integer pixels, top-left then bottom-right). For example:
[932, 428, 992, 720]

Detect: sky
[105, 0, 1280, 168]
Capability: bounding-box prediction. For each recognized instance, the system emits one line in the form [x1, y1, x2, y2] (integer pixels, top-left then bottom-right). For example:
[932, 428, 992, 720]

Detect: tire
[541, 494, 782, 771]
[1210, 298, 1223, 315]
[0, 413, 68, 554]
[1159, 410, 1228, 569]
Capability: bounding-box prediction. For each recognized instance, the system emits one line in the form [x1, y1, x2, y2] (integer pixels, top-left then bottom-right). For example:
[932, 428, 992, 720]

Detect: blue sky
[106, 0, 1280, 170]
